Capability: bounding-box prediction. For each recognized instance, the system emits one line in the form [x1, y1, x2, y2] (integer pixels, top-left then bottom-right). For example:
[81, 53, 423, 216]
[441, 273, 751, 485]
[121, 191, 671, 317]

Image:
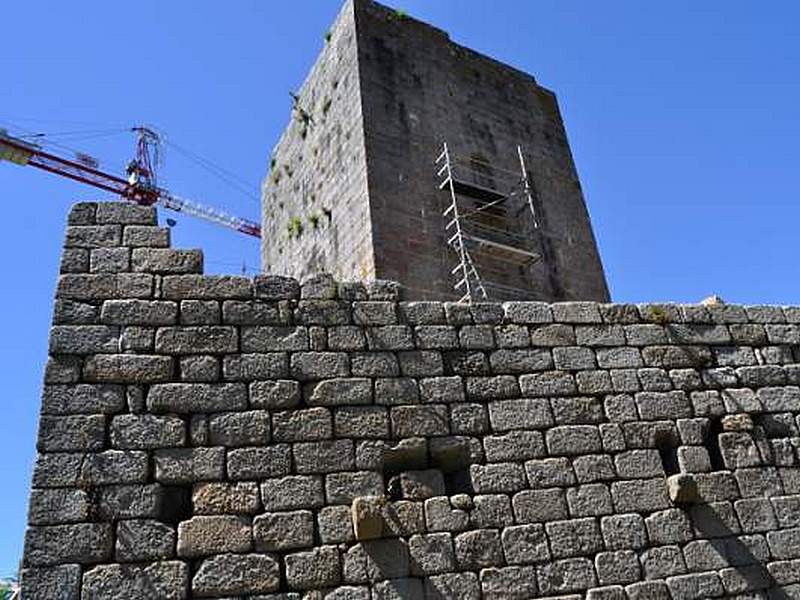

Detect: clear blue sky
[2, 0, 798, 573]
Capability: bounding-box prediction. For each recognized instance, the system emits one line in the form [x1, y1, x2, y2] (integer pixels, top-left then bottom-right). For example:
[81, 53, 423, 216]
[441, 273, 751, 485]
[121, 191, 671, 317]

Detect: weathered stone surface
[115, 519, 175, 561]
[254, 510, 315, 550]
[49, 325, 119, 354]
[154, 447, 225, 483]
[41, 383, 125, 415]
[131, 248, 203, 273]
[28, 488, 90, 525]
[20, 563, 81, 600]
[24, 523, 112, 566]
[177, 515, 252, 557]
[192, 481, 261, 514]
[222, 353, 288, 380]
[155, 326, 238, 353]
[227, 446, 292, 479]
[83, 354, 174, 383]
[208, 410, 270, 446]
[285, 545, 341, 589]
[192, 553, 280, 597]
[82, 562, 188, 600]
[261, 475, 325, 511]
[101, 299, 178, 325]
[111, 414, 185, 449]
[147, 383, 247, 413]
[161, 274, 252, 299]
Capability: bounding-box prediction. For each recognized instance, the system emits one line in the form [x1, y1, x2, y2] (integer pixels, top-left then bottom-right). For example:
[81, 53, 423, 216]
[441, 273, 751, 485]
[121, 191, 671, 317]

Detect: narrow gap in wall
[444, 468, 473, 496]
[704, 417, 726, 471]
[655, 434, 680, 476]
[158, 485, 193, 524]
[754, 414, 793, 439]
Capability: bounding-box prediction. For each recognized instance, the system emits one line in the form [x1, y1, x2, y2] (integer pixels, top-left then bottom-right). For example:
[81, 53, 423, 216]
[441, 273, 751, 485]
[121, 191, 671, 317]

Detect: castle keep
[262, 0, 609, 302]
[20, 201, 800, 598]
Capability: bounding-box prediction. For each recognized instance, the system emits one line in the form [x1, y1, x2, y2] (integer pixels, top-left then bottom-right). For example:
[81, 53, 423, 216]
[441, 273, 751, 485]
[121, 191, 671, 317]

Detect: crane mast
[0, 127, 261, 238]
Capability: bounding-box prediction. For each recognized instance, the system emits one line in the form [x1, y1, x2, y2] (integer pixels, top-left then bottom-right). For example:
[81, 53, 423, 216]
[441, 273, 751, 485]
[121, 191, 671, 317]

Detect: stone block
[285, 545, 341, 589]
[391, 404, 449, 437]
[227, 446, 292, 479]
[326, 471, 384, 504]
[82, 562, 189, 600]
[546, 517, 603, 558]
[481, 565, 539, 599]
[502, 522, 550, 564]
[294, 439, 354, 473]
[83, 354, 174, 383]
[490, 347, 555, 374]
[484, 430, 545, 462]
[454, 529, 504, 569]
[24, 522, 112, 566]
[122, 224, 170, 247]
[41, 383, 125, 415]
[611, 479, 670, 513]
[566, 483, 613, 517]
[208, 410, 270, 446]
[254, 510, 314, 550]
[488, 397, 552, 431]
[27, 488, 90, 526]
[38, 415, 105, 452]
[20, 563, 81, 600]
[111, 414, 185, 449]
[601, 513, 647, 550]
[536, 557, 597, 595]
[512, 489, 568, 523]
[305, 377, 372, 406]
[546, 425, 602, 456]
[192, 553, 280, 596]
[424, 572, 480, 600]
[595, 550, 640, 585]
[192, 481, 261, 514]
[334, 406, 389, 438]
[291, 352, 350, 380]
[155, 326, 237, 354]
[177, 515, 252, 557]
[319, 505, 355, 544]
[153, 447, 225, 484]
[178, 355, 219, 382]
[261, 475, 324, 511]
[470, 462, 527, 493]
[147, 383, 247, 413]
[115, 519, 175, 562]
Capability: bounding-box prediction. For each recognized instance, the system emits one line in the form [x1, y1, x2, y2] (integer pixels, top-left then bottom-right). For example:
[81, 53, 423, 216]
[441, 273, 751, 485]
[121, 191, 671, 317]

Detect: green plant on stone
[392, 8, 408, 20]
[648, 305, 670, 325]
[269, 157, 277, 171]
[287, 216, 304, 239]
[324, 31, 332, 43]
[322, 97, 332, 116]
[308, 212, 321, 229]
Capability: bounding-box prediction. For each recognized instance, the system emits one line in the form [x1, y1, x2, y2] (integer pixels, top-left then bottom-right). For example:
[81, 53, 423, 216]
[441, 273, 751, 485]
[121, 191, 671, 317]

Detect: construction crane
[0, 126, 261, 238]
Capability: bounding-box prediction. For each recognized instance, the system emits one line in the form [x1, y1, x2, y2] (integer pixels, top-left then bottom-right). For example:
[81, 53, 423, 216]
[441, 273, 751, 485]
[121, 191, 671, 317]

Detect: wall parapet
[20, 202, 800, 598]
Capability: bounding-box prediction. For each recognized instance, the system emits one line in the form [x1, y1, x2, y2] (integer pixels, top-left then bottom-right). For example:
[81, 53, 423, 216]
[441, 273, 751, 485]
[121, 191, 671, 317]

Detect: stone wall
[22, 202, 800, 599]
[262, 0, 610, 303]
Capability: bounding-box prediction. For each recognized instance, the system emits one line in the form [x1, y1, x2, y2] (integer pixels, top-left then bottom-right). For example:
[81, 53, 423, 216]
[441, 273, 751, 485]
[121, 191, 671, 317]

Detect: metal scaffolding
[436, 141, 543, 303]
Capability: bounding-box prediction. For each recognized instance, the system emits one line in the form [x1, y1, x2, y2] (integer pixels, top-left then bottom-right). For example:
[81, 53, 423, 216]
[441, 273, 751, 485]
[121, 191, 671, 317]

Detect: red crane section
[0, 128, 262, 238]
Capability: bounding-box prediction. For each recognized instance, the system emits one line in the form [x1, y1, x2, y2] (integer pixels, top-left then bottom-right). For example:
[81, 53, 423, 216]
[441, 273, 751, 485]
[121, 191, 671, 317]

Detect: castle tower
[261, 0, 610, 302]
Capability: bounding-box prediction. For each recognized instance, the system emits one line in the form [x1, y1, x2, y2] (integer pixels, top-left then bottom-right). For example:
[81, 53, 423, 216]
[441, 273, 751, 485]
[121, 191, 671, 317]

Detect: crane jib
[0, 129, 261, 239]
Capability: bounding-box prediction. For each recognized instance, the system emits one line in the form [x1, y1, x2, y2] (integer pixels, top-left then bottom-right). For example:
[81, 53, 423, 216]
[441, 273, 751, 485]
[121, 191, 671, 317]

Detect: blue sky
[2, 0, 798, 573]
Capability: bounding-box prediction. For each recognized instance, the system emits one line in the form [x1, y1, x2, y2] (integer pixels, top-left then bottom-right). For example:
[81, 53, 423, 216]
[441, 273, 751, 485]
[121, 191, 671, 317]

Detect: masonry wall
[22, 202, 800, 599]
[262, 0, 610, 303]
[261, 0, 376, 283]
[354, 1, 609, 302]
